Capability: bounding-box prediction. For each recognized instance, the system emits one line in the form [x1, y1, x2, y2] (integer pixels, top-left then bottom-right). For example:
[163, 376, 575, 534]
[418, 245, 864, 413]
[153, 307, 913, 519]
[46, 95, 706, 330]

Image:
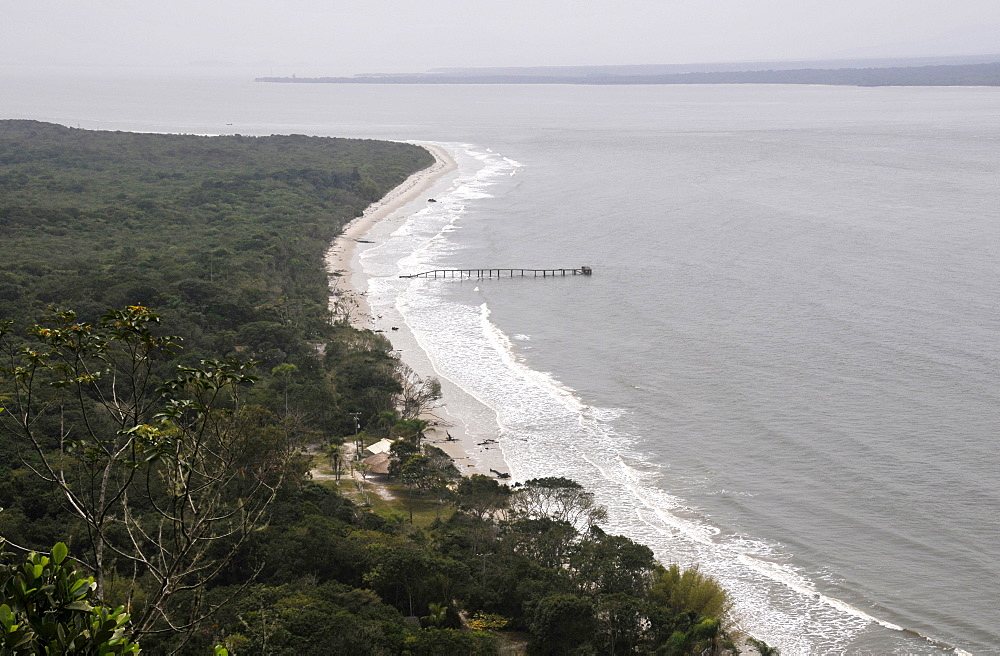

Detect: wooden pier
[400, 266, 592, 279]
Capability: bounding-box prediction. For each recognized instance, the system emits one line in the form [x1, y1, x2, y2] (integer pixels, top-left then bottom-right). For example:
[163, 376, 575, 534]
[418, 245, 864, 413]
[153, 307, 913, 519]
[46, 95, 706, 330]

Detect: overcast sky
[4, 1, 1000, 75]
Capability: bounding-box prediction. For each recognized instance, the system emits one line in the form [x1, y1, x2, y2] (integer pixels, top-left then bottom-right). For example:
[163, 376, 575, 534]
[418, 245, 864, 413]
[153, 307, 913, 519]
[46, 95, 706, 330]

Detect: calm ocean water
[3, 70, 999, 654]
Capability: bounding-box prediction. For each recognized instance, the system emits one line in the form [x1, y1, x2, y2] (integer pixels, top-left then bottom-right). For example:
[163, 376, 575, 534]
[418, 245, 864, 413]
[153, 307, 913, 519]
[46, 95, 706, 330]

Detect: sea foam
[360, 142, 959, 655]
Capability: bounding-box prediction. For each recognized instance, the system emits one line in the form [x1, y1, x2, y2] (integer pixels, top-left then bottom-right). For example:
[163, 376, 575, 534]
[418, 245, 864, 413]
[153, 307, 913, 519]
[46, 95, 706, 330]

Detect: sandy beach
[325, 143, 508, 477]
[325, 143, 456, 327]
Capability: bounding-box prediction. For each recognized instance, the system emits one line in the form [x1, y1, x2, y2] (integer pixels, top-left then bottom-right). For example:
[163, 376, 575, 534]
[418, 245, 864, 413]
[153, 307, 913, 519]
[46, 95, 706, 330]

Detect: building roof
[364, 438, 395, 456]
[361, 451, 391, 475]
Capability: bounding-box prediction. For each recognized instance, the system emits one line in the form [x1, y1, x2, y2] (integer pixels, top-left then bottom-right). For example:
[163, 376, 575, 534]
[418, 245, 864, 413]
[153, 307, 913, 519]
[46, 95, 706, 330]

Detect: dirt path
[308, 442, 396, 501]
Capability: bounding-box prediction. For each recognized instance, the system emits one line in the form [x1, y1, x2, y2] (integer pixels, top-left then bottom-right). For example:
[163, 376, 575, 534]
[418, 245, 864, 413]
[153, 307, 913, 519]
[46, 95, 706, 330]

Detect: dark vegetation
[257, 61, 1000, 87]
[0, 121, 763, 654]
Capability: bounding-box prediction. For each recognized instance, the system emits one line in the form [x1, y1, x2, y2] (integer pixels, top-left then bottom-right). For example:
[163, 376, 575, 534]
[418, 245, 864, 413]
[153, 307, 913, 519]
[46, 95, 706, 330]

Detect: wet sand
[325, 143, 509, 478]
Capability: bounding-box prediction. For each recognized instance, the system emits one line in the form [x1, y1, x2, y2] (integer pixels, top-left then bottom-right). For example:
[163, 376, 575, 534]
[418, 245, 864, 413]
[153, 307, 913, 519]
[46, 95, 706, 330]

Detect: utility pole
[351, 412, 362, 461]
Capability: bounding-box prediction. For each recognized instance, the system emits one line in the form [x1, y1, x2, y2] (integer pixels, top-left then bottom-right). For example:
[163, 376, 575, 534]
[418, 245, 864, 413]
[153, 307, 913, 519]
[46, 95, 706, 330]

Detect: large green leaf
[51, 543, 68, 565]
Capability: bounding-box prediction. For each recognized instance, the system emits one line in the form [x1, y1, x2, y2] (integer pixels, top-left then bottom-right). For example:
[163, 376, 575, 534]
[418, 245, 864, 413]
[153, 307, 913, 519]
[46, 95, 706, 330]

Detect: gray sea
[3, 69, 999, 654]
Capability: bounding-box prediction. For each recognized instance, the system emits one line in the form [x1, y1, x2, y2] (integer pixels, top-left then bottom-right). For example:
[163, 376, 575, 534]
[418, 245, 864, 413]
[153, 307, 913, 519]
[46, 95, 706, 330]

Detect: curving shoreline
[324, 142, 456, 328]
[325, 143, 509, 477]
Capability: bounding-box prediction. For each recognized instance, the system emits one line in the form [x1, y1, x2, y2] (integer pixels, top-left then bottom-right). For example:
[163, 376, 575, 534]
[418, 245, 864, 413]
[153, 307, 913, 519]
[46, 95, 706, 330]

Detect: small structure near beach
[364, 438, 395, 457]
[361, 452, 392, 476]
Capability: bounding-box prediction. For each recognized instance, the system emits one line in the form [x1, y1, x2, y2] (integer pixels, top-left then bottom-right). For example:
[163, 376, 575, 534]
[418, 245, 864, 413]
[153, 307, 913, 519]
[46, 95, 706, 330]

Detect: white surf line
[582, 452, 970, 654]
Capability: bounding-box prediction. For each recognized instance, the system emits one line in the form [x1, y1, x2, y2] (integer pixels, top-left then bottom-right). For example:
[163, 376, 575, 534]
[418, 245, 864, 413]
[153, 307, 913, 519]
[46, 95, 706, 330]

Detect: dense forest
[0, 121, 765, 654]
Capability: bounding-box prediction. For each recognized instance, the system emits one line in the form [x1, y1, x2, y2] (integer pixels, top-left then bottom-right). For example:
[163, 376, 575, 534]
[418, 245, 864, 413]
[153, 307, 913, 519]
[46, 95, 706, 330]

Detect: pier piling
[400, 266, 593, 279]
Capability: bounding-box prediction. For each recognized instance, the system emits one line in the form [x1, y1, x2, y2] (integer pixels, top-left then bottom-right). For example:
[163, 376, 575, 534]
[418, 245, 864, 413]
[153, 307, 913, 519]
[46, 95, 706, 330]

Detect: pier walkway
[400, 266, 592, 279]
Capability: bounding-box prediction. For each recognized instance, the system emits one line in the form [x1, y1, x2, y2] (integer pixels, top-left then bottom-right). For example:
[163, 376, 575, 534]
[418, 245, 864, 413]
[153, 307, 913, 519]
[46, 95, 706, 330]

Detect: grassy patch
[383, 487, 455, 528]
[310, 452, 453, 526]
[346, 480, 453, 527]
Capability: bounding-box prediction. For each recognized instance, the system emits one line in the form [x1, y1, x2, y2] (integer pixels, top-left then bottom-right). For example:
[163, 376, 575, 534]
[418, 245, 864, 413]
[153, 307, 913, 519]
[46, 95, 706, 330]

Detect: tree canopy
[0, 121, 769, 655]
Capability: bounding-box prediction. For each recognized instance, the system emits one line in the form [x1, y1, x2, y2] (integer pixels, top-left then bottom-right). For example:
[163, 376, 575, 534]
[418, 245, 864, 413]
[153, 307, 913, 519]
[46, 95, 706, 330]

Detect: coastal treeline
[256, 61, 1000, 87]
[0, 121, 757, 654]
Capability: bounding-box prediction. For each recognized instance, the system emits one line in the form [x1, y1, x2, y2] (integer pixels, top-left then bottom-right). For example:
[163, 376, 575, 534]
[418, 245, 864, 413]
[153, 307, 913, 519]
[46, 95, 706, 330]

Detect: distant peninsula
[257, 56, 1000, 87]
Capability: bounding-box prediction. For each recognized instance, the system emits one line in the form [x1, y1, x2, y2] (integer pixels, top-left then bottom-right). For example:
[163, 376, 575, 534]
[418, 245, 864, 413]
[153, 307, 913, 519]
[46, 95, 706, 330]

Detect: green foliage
[392, 417, 428, 441]
[360, 536, 469, 617]
[187, 468, 748, 655]
[0, 120, 431, 443]
[570, 527, 657, 596]
[0, 306, 298, 640]
[748, 637, 780, 655]
[593, 593, 653, 655]
[201, 581, 411, 656]
[510, 477, 608, 527]
[419, 601, 449, 628]
[521, 477, 582, 490]
[455, 474, 511, 521]
[388, 438, 420, 462]
[403, 627, 498, 655]
[466, 611, 510, 632]
[504, 517, 579, 570]
[0, 541, 140, 655]
[527, 593, 596, 655]
[0, 122, 759, 655]
[648, 564, 731, 622]
[659, 618, 733, 656]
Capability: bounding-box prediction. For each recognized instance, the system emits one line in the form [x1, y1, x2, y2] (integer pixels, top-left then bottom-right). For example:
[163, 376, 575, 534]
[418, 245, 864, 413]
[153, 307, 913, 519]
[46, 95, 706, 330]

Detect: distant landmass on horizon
[257, 55, 1000, 86]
